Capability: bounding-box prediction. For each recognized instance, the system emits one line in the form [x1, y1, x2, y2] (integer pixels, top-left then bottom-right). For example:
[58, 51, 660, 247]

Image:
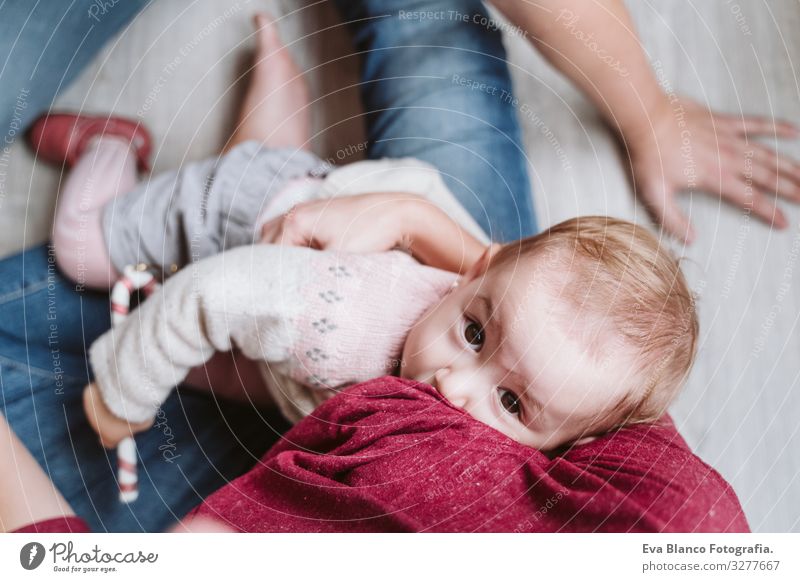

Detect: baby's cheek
[399, 329, 420, 379]
[400, 326, 431, 379]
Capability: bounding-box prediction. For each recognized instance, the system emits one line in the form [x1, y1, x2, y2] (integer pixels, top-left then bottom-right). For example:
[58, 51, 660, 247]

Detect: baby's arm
[86, 245, 311, 447]
[261, 192, 490, 275]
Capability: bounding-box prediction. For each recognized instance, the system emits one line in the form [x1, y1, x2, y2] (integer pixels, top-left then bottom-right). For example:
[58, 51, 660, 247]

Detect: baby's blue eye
[463, 319, 484, 350]
[499, 388, 521, 415]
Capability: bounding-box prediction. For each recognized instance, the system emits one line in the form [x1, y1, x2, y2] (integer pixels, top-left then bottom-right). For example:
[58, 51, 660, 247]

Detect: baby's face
[400, 256, 636, 451]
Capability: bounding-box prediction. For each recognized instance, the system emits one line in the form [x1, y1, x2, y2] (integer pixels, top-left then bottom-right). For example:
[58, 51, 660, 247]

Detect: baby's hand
[82, 383, 154, 449]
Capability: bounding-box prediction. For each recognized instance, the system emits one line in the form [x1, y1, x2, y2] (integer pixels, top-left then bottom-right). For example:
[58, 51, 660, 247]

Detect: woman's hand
[83, 383, 154, 449]
[260, 192, 421, 253]
[260, 192, 488, 274]
[629, 97, 800, 243]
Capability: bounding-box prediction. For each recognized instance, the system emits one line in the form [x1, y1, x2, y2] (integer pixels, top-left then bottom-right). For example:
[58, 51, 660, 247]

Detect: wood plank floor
[1, 0, 797, 531]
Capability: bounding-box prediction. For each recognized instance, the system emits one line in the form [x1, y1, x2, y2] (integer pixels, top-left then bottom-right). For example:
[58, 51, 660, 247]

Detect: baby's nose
[434, 368, 470, 408]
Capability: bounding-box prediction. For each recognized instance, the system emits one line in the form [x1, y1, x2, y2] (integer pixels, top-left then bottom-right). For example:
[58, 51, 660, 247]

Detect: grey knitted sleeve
[102, 141, 326, 276]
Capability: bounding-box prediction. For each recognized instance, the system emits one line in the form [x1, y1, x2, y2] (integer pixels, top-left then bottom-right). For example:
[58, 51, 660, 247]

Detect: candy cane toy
[110, 263, 158, 504]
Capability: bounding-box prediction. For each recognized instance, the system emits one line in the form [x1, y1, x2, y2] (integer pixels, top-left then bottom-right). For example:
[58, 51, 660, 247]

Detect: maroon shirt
[15, 377, 749, 533]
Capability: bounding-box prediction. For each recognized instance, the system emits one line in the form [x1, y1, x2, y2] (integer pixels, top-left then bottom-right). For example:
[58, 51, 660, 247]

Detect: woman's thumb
[640, 180, 695, 244]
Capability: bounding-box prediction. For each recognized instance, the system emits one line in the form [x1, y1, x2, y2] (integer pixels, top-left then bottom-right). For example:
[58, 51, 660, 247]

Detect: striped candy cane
[110, 264, 159, 504]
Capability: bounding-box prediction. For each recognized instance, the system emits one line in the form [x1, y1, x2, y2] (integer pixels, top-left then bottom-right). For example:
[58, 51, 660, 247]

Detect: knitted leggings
[51, 137, 135, 289]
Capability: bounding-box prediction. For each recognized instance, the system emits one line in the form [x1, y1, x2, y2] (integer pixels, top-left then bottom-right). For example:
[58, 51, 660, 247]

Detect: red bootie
[28, 113, 152, 172]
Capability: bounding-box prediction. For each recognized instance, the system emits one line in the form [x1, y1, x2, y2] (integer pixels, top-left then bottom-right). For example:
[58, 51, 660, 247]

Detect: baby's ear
[463, 243, 503, 282]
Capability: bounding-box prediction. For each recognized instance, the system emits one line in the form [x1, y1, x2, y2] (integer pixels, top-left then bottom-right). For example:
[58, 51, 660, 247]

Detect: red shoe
[28, 113, 152, 172]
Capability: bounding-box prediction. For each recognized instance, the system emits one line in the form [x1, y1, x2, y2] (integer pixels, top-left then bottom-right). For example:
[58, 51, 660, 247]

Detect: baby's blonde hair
[490, 216, 698, 439]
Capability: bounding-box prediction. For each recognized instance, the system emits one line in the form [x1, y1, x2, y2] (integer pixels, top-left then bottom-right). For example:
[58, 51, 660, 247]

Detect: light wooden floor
[1, 0, 798, 532]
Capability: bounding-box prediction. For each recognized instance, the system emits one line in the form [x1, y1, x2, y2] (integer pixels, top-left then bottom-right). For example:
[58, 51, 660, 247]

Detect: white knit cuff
[88, 332, 160, 424]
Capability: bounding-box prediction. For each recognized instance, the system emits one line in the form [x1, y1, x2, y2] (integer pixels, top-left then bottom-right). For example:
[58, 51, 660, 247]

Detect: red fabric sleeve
[192, 376, 749, 532]
[12, 516, 92, 533]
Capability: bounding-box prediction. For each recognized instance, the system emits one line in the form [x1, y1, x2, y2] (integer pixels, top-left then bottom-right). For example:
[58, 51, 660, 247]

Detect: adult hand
[83, 383, 154, 449]
[628, 97, 800, 244]
[260, 191, 488, 274]
[259, 192, 423, 253]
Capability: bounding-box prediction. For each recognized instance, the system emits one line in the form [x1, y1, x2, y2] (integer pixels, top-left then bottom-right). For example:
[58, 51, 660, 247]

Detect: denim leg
[0, 0, 152, 136]
[332, 0, 537, 241]
[0, 246, 287, 532]
[0, 1, 285, 532]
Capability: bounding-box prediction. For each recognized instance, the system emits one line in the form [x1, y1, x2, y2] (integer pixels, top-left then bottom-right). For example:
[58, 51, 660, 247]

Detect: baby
[34, 15, 697, 453]
[402, 219, 699, 450]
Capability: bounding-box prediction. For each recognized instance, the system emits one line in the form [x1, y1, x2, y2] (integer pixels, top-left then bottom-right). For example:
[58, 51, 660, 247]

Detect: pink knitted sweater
[89, 245, 458, 424]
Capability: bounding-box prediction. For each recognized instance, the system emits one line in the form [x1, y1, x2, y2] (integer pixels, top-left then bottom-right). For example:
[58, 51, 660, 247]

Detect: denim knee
[0, 0, 150, 134]
[0, 245, 111, 350]
[332, 0, 537, 239]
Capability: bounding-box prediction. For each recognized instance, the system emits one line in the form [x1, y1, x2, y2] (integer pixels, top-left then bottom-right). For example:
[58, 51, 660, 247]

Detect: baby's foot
[230, 13, 311, 150]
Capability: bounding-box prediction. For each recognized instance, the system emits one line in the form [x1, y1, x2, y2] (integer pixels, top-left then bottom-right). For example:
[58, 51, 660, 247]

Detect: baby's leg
[225, 13, 311, 151]
[52, 137, 137, 289]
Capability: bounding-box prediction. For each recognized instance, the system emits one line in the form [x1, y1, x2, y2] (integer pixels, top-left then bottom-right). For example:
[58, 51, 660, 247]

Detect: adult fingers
[715, 112, 799, 138]
[638, 179, 695, 244]
[720, 175, 788, 229]
[717, 145, 800, 204]
[747, 144, 800, 202]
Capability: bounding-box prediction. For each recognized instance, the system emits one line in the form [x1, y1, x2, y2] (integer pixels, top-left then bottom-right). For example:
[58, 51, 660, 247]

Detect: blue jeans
[0, 0, 536, 531]
[0, 245, 290, 532]
[334, 0, 537, 241]
[0, 0, 153, 140]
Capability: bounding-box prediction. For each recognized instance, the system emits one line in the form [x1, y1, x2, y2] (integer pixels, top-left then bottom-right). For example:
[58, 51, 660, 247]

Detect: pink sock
[52, 137, 137, 289]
